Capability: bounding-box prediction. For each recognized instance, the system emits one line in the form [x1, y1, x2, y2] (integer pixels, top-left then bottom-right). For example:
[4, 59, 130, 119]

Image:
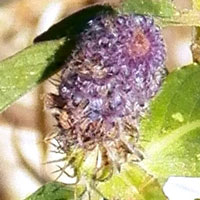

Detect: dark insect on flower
[46, 13, 166, 181]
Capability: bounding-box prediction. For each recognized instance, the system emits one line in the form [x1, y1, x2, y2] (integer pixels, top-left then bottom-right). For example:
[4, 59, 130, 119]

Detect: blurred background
[0, 0, 195, 200]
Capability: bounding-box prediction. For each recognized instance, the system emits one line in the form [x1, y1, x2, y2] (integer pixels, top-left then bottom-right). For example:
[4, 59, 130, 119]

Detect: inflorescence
[47, 13, 166, 179]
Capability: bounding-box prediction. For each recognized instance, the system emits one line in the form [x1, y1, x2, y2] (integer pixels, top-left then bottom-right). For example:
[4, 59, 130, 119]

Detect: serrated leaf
[25, 182, 85, 200]
[140, 64, 200, 184]
[120, 0, 176, 18]
[0, 5, 112, 113]
[91, 163, 167, 200]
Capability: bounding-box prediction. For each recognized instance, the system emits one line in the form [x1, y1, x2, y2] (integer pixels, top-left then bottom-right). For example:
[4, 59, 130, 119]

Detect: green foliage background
[0, 0, 200, 199]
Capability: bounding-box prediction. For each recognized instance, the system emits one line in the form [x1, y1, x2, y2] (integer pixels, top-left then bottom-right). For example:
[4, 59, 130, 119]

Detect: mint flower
[47, 13, 166, 177]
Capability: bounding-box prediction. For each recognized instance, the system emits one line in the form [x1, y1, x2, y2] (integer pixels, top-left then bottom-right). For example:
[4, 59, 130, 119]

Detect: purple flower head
[47, 13, 166, 177]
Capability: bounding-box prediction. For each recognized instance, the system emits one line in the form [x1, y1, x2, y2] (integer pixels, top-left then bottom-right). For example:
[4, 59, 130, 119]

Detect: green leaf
[0, 5, 112, 113]
[119, 0, 200, 27]
[25, 182, 85, 200]
[140, 63, 200, 184]
[0, 38, 66, 112]
[91, 163, 167, 200]
[120, 0, 176, 18]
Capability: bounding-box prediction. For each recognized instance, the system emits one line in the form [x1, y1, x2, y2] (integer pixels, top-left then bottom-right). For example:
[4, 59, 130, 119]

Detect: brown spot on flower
[129, 29, 150, 58]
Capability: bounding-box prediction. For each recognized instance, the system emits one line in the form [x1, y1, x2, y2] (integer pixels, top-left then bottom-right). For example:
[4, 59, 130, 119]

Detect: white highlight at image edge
[164, 177, 200, 200]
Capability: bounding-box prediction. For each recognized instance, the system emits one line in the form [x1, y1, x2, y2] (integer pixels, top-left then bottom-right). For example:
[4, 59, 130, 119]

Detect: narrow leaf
[119, 0, 200, 27]
[91, 163, 167, 200]
[140, 64, 200, 183]
[0, 38, 67, 112]
[25, 182, 85, 200]
[120, 0, 176, 18]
